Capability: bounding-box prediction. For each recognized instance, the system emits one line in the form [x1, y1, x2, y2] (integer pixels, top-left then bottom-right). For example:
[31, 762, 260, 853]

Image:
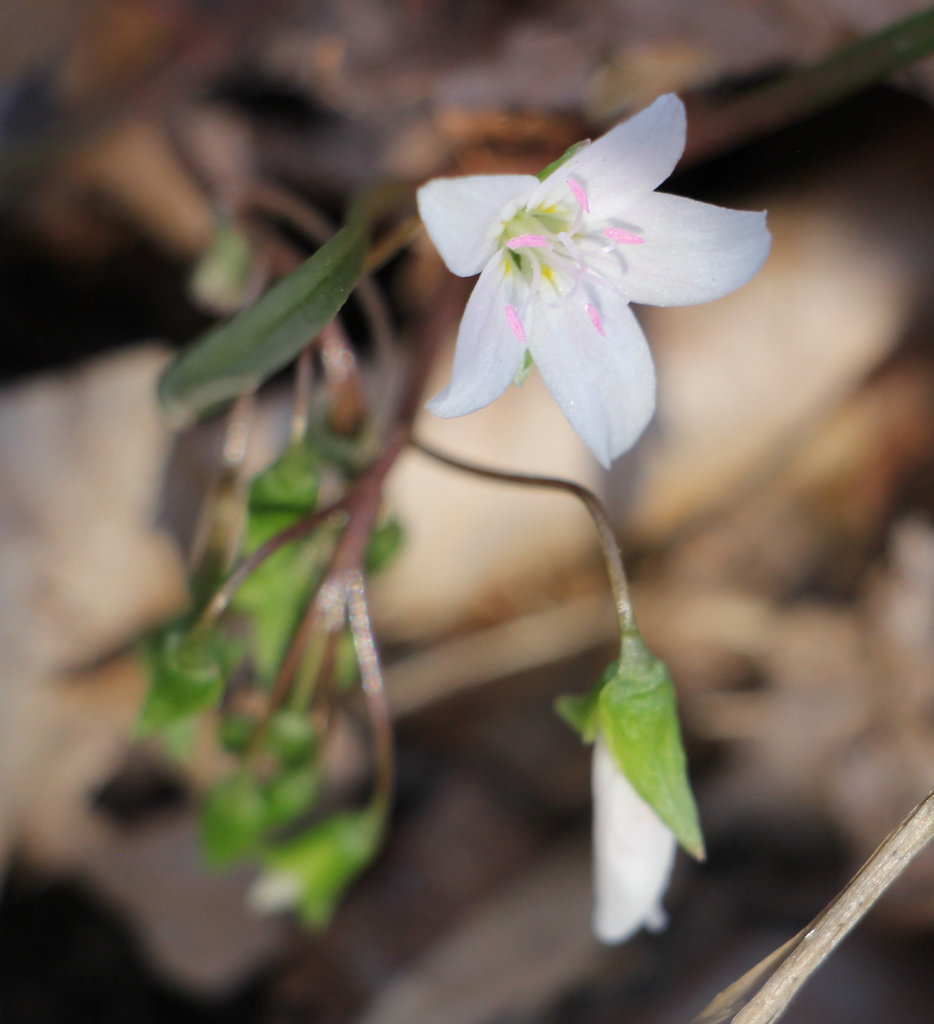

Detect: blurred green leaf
[263, 764, 323, 829]
[598, 632, 704, 860]
[219, 712, 257, 756]
[265, 709, 317, 767]
[200, 770, 267, 868]
[159, 220, 368, 427]
[247, 442, 321, 544]
[138, 626, 224, 736]
[259, 807, 384, 927]
[365, 517, 404, 575]
[333, 629, 359, 693]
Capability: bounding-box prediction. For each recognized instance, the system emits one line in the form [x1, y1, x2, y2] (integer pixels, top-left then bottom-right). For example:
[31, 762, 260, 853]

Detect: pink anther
[605, 228, 644, 245]
[505, 304, 527, 344]
[587, 303, 606, 337]
[568, 179, 589, 213]
[507, 234, 551, 249]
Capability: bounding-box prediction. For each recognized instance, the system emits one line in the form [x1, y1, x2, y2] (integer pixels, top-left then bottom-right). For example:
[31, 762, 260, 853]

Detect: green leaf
[247, 442, 321, 543]
[333, 629, 359, 693]
[263, 764, 323, 829]
[259, 807, 385, 927]
[365, 517, 404, 575]
[137, 626, 224, 736]
[200, 770, 267, 869]
[219, 712, 257, 755]
[535, 139, 591, 181]
[598, 632, 704, 860]
[159, 219, 369, 427]
[234, 536, 331, 684]
[265, 709, 317, 767]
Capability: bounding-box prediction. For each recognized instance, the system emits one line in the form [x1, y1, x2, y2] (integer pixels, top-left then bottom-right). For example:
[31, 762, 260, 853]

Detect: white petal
[526, 94, 686, 221]
[614, 191, 771, 306]
[592, 736, 677, 944]
[529, 292, 655, 468]
[417, 174, 539, 277]
[427, 251, 527, 417]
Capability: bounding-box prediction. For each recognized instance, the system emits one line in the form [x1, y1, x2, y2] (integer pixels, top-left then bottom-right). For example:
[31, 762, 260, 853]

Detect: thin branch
[346, 570, 394, 807]
[693, 782, 934, 1024]
[412, 440, 635, 633]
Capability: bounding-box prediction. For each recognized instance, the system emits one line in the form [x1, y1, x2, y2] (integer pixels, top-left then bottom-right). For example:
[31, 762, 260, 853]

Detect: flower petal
[417, 174, 539, 277]
[526, 94, 686, 222]
[614, 191, 771, 306]
[529, 292, 655, 467]
[592, 736, 677, 944]
[427, 251, 528, 417]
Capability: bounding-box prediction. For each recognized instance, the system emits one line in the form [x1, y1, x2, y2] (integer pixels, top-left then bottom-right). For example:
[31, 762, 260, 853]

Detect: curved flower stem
[412, 440, 635, 635]
[346, 570, 394, 808]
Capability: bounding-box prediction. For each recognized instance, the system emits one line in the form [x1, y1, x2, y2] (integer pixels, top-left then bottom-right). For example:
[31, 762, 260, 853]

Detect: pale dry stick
[412, 440, 635, 633]
[693, 783, 934, 1024]
[346, 570, 394, 807]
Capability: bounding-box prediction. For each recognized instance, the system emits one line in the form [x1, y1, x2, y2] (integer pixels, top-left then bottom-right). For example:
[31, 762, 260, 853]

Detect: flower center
[500, 179, 644, 345]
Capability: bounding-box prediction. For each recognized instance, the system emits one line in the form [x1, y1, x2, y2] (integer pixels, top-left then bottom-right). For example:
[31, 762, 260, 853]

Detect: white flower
[417, 93, 771, 467]
[592, 735, 677, 943]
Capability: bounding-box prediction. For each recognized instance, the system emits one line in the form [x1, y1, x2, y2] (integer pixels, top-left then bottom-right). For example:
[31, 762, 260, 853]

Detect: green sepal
[137, 626, 225, 736]
[260, 806, 385, 927]
[554, 675, 604, 743]
[598, 631, 705, 860]
[365, 517, 404, 575]
[159, 217, 369, 427]
[200, 769, 268, 869]
[512, 350, 534, 388]
[535, 140, 591, 181]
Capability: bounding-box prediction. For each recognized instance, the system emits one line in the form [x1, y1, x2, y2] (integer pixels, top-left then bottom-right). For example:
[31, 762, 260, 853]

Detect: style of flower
[417, 93, 772, 467]
[591, 735, 676, 943]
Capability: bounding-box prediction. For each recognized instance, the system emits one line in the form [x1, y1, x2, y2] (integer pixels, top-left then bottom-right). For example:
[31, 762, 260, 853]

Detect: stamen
[587, 303, 606, 336]
[507, 234, 552, 250]
[568, 178, 590, 213]
[505, 304, 527, 344]
[605, 228, 644, 245]
[557, 231, 582, 264]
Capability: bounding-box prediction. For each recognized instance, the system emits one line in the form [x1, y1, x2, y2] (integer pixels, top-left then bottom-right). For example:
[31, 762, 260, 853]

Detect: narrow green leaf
[159, 221, 368, 427]
[598, 632, 705, 860]
[259, 807, 384, 927]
